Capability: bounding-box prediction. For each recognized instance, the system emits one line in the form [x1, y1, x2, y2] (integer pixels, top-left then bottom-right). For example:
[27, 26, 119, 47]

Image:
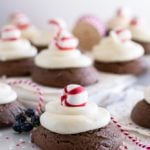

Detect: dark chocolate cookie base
[133, 40, 150, 55]
[131, 100, 150, 128]
[94, 58, 146, 75]
[0, 58, 34, 77]
[0, 100, 24, 128]
[32, 123, 123, 150]
[32, 66, 99, 88]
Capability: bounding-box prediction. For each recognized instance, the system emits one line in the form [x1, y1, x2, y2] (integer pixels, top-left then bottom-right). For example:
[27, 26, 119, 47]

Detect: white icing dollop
[31, 18, 67, 46]
[0, 39, 37, 61]
[35, 30, 92, 69]
[129, 18, 150, 42]
[40, 100, 110, 134]
[107, 8, 131, 30]
[93, 29, 144, 62]
[144, 87, 150, 104]
[0, 83, 17, 104]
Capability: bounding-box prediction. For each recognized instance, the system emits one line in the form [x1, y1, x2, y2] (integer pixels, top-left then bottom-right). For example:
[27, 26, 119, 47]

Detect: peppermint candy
[130, 17, 143, 26]
[61, 84, 88, 107]
[55, 30, 78, 50]
[111, 28, 132, 43]
[49, 18, 66, 30]
[1, 25, 21, 41]
[11, 12, 31, 29]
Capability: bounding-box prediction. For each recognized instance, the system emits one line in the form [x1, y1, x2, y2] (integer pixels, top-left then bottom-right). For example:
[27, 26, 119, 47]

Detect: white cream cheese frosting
[35, 30, 92, 69]
[107, 8, 131, 30]
[0, 83, 17, 104]
[40, 84, 111, 134]
[129, 18, 150, 42]
[0, 25, 37, 61]
[93, 28, 144, 62]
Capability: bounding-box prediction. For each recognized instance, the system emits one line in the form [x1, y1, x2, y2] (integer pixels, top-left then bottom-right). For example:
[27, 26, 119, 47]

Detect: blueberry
[15, 113, 26, 123]
[25, 108, 35, 117]
[21, 122, 33, 132]
[13, 122, 22, 133]
[31, 115, 40, 127]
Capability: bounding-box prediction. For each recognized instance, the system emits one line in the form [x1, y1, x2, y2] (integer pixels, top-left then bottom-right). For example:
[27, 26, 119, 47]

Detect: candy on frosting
[35, 29, 92, 69]
[93, 28, 144, 62]
[107, 7, 131, 30]
[129, 17, 150, 42]
[10, 11, 39, 40]
[61, 84, 88, 107]
[40, 84, 111, 134]
[144, 87, 150, 104]
[31, 18, 67, 46]
[0, 83, 17, 104]
[0, 25, 37, 61]
[1, 25, 21, 41]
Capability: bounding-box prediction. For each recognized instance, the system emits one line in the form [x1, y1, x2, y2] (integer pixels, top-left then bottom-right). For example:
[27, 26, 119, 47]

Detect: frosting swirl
[93, 28, 144, 62]
[31, 18, 67, 46]
[35, 30, 92, 69]
[129, 17, 150, 42]
[40, 84, 110, 134]
[0, 25, 37, 61]
[0, 83, 17, 104]
[107, 7, 131, 30]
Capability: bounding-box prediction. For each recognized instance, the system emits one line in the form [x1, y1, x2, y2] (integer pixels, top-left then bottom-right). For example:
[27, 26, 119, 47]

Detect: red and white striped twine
[111, 117, 150, 150]
[8, 79, 45, 115]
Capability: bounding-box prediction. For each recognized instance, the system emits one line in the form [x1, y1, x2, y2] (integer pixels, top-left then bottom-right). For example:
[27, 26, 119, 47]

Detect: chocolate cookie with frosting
[32, 29, 99, 87]
[129, 17, 150, 54]
[32, 84, 123, 150]
[0, 25, 37, 77]
[93, 28, 146, 75]
[0, 83, 24, 128]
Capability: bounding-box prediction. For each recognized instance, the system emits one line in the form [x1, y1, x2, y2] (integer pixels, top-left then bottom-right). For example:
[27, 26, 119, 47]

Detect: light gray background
[0, 0, 150, 28]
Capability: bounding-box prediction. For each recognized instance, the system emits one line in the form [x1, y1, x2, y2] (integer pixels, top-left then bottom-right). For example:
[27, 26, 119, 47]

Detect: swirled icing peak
[93, 28, 144, 62]
[129, 17, 150, 42]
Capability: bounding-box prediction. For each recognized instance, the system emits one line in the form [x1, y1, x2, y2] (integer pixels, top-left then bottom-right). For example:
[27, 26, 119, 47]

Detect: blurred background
[0, 0, 150, 28]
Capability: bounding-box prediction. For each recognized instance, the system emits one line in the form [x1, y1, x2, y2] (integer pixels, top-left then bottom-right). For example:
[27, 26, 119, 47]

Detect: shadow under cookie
[31, 66, 99, 88]
[32, 123, 123, 150]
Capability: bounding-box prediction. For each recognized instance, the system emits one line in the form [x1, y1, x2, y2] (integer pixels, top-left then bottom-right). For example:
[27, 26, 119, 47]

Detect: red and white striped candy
[49, 18, 66, 30]
[12, 12, 31, 29]
[1, 25, 21, 41]
[61, 84, 88, 107]
[55, 30, 78, 50]
[114, 28, 132, 42]
[130, 17, 143, 26]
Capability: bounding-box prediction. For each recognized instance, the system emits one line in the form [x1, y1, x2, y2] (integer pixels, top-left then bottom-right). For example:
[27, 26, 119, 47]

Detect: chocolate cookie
[0, 58, 34, 77]
[94, 58, 146, 75]
[131, 100, 150, 128]
[0, 101, 24, 128]
[32, 66, 99, 88]
[133, 40, 150, 55]
[32, 123, 123, 150]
